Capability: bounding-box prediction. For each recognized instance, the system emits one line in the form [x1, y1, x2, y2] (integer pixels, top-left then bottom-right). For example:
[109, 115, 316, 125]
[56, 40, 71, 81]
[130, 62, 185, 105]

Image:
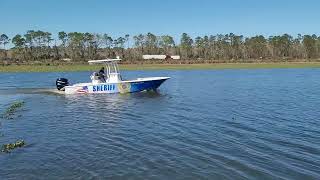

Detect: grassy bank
[1, 62, 320, 72]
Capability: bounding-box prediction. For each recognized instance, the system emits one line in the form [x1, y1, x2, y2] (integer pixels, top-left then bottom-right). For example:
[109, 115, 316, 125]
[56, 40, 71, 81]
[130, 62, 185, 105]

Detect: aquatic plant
[0, 101, 27, 154]
[1, 140, 25, 153]
[2, 101, 25, 119]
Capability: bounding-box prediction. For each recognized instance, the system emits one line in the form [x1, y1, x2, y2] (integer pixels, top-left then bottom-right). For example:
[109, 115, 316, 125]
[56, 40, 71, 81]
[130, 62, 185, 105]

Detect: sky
[1, 0, 320, 40]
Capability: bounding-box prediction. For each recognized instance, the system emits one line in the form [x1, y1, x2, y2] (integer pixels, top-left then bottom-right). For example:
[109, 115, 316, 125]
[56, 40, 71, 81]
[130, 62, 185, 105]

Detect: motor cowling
[56, 78, 69, 91]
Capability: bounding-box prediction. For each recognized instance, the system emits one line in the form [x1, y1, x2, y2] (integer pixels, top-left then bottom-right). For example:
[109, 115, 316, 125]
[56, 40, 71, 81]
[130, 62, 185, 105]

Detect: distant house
[170, 55, 181, 60]
[142, 55, 180, 60]
[62, 58, 72, 61]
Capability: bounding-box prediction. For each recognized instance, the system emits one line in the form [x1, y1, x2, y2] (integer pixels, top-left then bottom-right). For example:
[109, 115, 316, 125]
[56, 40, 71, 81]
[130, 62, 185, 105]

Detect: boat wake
[0, 88, 65, 95]
[0, 88, 164, 96]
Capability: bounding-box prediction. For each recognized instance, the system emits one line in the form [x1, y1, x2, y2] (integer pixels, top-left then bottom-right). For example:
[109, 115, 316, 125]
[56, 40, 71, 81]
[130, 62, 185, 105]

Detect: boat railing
[88, 58, 122, 83]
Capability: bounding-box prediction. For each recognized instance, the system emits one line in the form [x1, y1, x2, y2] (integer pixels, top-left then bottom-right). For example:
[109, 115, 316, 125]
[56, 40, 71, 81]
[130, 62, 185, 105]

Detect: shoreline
[1, 62, 320, 72]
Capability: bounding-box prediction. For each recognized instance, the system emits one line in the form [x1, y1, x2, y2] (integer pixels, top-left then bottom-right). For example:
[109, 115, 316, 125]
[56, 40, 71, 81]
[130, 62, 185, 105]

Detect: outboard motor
[56, 78, 69, 91]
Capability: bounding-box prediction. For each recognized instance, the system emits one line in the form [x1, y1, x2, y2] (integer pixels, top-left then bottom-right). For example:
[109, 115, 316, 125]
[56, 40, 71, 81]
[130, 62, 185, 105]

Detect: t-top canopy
[88, 58, 121, 64]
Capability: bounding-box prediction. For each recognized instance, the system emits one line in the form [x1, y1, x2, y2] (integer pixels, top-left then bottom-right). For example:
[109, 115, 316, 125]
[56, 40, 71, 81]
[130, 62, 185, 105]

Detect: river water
[0, 69, 320, 179]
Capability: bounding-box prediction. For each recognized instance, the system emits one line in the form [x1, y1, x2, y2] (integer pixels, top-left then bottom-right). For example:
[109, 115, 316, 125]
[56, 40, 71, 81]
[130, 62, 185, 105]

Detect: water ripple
[1, 69, 320, 179]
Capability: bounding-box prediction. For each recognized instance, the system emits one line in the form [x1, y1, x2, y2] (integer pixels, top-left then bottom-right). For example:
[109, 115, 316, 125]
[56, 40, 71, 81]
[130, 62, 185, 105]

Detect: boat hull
[64, 77, 169, 94]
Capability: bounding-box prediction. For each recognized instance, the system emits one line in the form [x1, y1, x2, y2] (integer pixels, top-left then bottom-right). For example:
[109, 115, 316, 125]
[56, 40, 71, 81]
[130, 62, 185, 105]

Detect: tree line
[1, 30, 320, 64]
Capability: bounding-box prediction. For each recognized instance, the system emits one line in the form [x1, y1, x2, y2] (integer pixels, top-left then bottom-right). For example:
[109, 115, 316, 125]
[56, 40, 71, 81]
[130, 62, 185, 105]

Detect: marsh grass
[1, 62, 320, 72]
[1, 140, 25, 153]
[2, 101, 25, 119]
[0, 101, 26, 153]
[1, 101, 26, 154]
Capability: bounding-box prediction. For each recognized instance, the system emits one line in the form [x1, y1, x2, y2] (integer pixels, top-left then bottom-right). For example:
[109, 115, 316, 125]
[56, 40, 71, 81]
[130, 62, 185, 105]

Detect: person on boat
[98, 67, 106, 82]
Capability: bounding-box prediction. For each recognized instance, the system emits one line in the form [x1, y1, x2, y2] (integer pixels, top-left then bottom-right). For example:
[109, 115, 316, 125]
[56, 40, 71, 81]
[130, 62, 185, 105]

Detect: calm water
[0, 69, 320, 179]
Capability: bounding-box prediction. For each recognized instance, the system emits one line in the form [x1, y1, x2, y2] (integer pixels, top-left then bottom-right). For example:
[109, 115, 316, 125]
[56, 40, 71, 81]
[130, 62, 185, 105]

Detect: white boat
[56, 58, 170, 94]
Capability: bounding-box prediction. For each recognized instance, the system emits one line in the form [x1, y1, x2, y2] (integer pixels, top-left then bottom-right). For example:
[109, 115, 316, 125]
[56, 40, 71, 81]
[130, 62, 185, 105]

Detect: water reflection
[61, 91, 166, 127]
